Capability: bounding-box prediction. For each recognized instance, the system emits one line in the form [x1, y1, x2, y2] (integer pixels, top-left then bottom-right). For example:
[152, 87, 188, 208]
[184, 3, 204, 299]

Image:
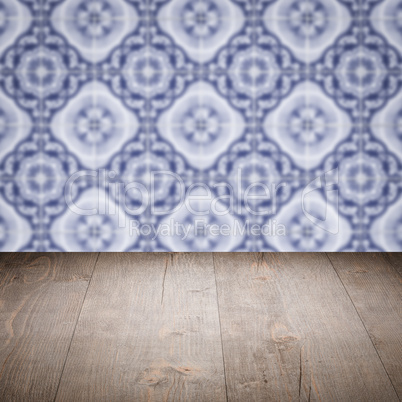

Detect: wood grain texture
[327, 252, 402, 398]
[0, 252, 98, 402]
[55, 253, 226, 402]
[385, 253, 402, 276]
[214, 252, 399, 402]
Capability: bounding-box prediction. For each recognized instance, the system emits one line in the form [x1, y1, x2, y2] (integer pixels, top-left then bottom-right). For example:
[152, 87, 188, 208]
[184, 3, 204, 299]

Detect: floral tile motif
[0, 0, 401, 251]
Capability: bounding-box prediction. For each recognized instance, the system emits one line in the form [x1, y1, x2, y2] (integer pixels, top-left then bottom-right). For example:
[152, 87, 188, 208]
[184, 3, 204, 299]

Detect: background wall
[0, 0, 401, 251]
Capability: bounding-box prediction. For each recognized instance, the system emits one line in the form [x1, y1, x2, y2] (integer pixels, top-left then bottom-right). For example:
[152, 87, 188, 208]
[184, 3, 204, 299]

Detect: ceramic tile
[0, 0, 401, 251]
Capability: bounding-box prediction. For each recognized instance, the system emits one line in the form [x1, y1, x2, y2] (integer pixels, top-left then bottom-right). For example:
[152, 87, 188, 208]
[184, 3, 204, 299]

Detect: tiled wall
[0, 0, 401, 251]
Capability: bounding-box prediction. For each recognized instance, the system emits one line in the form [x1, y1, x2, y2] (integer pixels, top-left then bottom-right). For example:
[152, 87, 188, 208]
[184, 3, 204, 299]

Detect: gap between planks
[54, 253, 227, 402]
[53, 252, 100, 402]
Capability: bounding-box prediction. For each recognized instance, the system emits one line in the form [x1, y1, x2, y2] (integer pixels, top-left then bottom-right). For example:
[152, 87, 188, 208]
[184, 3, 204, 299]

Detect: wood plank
[385, 253, 402, 276]
[214, 252, 399, 402]
[327, 252, 402, 398]
[0, 252, 98, 402]
[55, 253, 226, 402]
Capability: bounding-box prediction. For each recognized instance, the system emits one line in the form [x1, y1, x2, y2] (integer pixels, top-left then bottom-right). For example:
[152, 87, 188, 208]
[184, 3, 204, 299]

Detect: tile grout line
[324, 252, 400, 400]
[212, 253, 229, 402]
[52, 252, 101, 402]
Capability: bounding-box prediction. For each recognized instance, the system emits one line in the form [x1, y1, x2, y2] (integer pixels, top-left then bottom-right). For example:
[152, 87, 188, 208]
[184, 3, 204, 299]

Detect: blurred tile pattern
[0, 0, 402, 251]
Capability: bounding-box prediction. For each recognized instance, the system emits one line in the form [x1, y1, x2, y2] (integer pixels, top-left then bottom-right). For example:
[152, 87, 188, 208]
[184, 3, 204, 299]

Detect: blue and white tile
[0, 88, 32, 166]
[0, 0, 32, 57]
[51, 0, 140, 64]
[157, 185, 245, 252]
[0, 133, 80, 226]
[51, 80, 139, 169]
[0, 189, 32, 251]
[266, 189, 354, 252]
[370, 193, 402, 251]
[0, 0, 401, 251]
[263, 0, 352, 63]
[311, 133, 402, 227]
[157, 0, 245, 64]
[1, 35, 87, 120]
[157, 81, 246, 171]
[51, 187, 139, 251]
[263, 80, 353, 170]
[371, 0, 402, 57]
[371, 87, 402, 163]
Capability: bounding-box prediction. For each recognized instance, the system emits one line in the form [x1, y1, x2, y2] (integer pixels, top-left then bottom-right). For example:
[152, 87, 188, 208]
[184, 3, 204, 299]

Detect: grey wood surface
[0, 253, 99, 402]
[385, 253, 402, 276]
[214, 252, 399, 402]
[0, 252, 400, 402]
[55, 253, 226, 402]
[327, 252, 402, 399]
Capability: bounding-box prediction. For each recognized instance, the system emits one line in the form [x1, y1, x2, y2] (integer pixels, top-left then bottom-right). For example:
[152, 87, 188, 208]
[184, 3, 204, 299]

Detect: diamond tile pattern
[0, 0, 401, 251]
